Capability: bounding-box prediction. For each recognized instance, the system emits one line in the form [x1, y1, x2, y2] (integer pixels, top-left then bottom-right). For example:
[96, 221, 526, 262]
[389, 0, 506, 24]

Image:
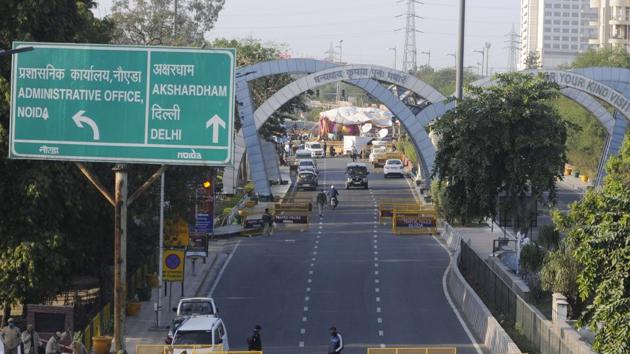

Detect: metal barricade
[367, 347, 456, 354]
[378, 199, 421, 223]
[136, 345, 262, 354]
[273, 201, 310, 232]
[392, 208, 438, 235]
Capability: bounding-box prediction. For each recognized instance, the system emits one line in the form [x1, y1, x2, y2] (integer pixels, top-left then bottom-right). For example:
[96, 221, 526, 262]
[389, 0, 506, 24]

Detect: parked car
[171, 315, 229, 352]
[305, 141, 324, 158]
[345, 162, 369, 189]
[297, 170, 318, 190]
[383, 159, 404, 178]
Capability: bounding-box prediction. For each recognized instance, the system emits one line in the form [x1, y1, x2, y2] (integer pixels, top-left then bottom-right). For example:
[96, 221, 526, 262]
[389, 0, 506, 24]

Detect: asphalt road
[210, 157, 481, 354]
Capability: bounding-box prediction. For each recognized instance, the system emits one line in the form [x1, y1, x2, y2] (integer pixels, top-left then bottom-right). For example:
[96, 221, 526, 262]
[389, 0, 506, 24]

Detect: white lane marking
[319, 225, 323, 229]
[378, 330, 384, 337]
[307, 278, 312, 283]
[300, 328, 306, 334]
[305, 296, 310, 301]
[373, 239, 378, 243]
[374, 279, 380, 284]
[312, 257, 316, 261]
[310, 263, 314, 267]
[375, 288, 380, 292]
[309, 270, 314, 275]
[376, 297, 381, 302]
[376, 307, 381, 313]
[313, 251, 317, 255]
[373, 230, 378, 233]
[306, 287, 311, 292]
[374, 270, 379, 275]
[299, 341, 304, 347]
[302, 316, 307, 322]
[304, 306, 309, 311]
[374, 245, 378, 249]
[314, 245, 318, 249]
[208, 240, 241, 296]
[380, 344, 386, 348]
[375, 263, 379, 267]
[377, 318, 383, 324]
[374, 251, 378, 255]
[374, 257, 379, 261]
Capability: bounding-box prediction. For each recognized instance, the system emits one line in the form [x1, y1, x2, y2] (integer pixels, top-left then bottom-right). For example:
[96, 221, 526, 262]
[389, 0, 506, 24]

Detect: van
[305, 141, 324, 158]
[171, 315, 229, 352]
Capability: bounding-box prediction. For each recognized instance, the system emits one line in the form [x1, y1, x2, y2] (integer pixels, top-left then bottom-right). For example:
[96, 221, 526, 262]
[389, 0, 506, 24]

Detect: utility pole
[446, 52, 456, 68]
[395, 0, 423, 73]
[505, 25, 520, 72]
[455, 0, 466, 100]
[336, 40, 343, 102]
[421, 50, 431, 68]
[389, 47, 397, 69]
[473, 48, 485, 76]
[484, 42, 491, 78]
[173, 0, 178, 37]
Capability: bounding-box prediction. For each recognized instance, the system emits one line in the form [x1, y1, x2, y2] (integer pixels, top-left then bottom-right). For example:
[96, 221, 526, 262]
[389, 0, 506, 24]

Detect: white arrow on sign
[205, 114, 226, 144]
[72, 110, 100, 141]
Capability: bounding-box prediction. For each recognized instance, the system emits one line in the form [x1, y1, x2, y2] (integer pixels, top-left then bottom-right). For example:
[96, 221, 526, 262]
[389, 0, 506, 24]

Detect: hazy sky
[94, 0, 520, 72]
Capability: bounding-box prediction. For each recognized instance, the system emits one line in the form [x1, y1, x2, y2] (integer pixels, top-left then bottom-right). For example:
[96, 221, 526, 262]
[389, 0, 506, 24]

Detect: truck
[372, 151, 403, 168]
[343, 136, 373, 156]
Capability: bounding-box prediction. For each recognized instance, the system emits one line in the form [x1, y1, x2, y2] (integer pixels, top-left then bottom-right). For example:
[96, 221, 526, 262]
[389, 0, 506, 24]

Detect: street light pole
[455, 0, 466, 100]
[446, 53, 456, 68]
[421, 50, 431, 68]
[484, 42, 491, 78]
[473, 49, 485, 76]
[336, 40, 344, 102]
[389, 47, 397, 69]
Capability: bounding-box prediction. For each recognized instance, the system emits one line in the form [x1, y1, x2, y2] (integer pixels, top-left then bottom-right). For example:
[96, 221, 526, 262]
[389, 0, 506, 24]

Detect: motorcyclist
[328, 185, 339, 208]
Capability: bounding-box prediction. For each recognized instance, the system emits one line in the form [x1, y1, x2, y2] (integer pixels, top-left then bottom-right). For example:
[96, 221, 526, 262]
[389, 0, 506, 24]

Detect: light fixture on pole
[420, 50, 431, 68]
[446, 52, 456, 67]
[473, 48, 485, 76]
[389, 47, 397, 70]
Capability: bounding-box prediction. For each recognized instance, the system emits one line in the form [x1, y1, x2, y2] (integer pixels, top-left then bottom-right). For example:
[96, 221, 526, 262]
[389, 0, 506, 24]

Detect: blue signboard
[193, 213, 213, 233]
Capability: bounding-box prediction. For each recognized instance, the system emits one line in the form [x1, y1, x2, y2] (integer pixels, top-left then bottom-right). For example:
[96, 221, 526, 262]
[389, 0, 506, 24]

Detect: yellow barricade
[378, 199, 422, 223]
[367, 347, 456, 354]
[392, 208, 438, 235]
[136, 345, 262, 354]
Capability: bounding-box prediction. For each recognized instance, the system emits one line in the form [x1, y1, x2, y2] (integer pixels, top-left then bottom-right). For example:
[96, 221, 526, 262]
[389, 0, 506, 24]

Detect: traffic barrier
[273, 201, 310, 231]
[392, 208, 438, 235]
[378, 199, 421, 223]
[367, 347, 456, 354]
[136, 345, 262, 354]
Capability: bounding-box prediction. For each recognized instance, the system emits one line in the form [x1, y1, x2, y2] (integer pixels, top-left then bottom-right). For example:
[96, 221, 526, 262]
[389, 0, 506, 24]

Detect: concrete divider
[440, 223, 524, 354]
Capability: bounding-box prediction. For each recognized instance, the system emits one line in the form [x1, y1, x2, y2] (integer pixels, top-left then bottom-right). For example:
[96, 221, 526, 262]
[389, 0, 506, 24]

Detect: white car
[167, 297, 219, 344]
[369, 146, 387, 163]
[172, 315, 229, 352]
[383, 159, 404, 178]
[305, 141, 324, 158]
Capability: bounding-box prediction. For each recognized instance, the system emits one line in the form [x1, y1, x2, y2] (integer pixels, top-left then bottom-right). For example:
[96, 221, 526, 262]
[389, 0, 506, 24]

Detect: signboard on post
[9, 42, 235, 165]
[163, 249, 185, 282]
[186, 233, 208, 258]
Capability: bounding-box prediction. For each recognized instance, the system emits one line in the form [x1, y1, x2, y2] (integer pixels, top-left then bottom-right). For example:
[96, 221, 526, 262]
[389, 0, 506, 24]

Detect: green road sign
[9, 42, 235, 166]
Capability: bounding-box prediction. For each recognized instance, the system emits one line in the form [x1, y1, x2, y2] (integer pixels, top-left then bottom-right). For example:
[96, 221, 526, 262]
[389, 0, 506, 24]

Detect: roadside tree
[431, 72, 568, 227]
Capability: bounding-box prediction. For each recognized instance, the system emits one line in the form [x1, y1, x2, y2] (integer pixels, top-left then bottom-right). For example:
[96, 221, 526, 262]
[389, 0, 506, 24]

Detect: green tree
[523, 51, 540, 69]
[540, 238, 582, 318]
[110, 0, 225, 46]
[431, 73, 568, 227]
[569, 47, 630, 69]
[553, 133, 630, 353]
[414, 67, 480, 96]
[211, 38, 307, 139]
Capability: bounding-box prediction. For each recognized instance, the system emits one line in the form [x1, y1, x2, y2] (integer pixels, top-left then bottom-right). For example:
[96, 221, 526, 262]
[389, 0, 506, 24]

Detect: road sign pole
[113, 164, 128, 352]
[157, 171, 165, 328]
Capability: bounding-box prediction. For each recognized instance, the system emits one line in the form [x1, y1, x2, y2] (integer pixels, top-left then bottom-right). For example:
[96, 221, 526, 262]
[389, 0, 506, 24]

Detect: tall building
[589, 0, 630, 51]
[519, 0, 598, 70]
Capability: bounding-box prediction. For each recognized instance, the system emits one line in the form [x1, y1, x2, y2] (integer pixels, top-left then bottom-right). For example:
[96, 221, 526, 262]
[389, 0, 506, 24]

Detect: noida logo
[177, 149, 202, 160]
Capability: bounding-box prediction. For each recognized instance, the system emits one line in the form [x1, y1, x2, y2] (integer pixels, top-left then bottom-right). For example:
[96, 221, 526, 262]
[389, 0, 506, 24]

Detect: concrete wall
[440, 224, 524, 354]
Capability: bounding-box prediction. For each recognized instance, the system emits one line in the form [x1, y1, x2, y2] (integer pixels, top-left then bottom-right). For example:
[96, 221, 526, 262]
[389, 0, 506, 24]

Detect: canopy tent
[319, 106, 393, 127]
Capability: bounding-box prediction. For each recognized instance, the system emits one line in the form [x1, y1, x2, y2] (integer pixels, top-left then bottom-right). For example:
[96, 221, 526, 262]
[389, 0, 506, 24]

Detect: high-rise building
[519, 0, 598, 70]
[589, 0, 630, 51]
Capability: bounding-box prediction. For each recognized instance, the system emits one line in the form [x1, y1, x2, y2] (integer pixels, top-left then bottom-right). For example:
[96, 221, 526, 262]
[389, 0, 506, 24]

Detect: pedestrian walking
[1, 319, 20, 354]
[327, 326, 343, 354]
[21, 325, 40, 354]
[262, 208, 273, 237]
[316, 189, 327, 217]
[323, 142, 327, 157]
[45, 332, 61, 354]
[246, 325, 262, 351]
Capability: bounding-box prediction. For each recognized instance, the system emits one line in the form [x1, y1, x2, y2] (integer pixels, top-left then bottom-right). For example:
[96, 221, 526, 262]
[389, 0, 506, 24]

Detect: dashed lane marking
[300, 328, 306, 334]
[374, 270, 379, 275]
[379, 330, 384, 337]
[374, 279, 380, 284]
[377, 318, 383, 323]
[304, 306, 309, 311]
[375, 287, 380, 292]
[304, 296, 310, 301]
[376, 297, 381, 302]
[376, 307, 381, 313]
[302, 316, 307, 322]
[299, 341, 304, 347]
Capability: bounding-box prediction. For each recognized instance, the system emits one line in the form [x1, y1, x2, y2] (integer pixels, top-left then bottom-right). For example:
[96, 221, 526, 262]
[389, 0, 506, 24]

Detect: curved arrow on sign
[72, 110, 100, 141]
[206, 114, 226, 143]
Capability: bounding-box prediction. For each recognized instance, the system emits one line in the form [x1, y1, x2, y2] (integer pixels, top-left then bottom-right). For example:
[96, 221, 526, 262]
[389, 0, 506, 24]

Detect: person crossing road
[316, 189, 327, 217]
[327, 326, 344, 354]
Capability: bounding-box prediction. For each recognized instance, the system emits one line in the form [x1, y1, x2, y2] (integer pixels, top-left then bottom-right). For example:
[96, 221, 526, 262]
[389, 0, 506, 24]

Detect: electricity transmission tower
[324, 41, 337, 63]
[505, 25, 520, 72]
[395, 0, 423, 73]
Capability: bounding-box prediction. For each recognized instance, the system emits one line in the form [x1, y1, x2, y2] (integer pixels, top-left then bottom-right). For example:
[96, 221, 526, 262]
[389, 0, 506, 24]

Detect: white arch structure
[229, 60, 630, 196]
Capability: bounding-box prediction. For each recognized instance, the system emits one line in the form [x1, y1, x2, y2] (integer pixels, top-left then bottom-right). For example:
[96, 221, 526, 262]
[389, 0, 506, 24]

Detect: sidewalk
[124, 241, 224, 353]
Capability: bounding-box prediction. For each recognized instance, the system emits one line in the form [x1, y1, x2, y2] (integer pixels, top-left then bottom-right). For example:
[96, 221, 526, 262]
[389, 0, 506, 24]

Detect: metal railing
[367, 347, 456, 354]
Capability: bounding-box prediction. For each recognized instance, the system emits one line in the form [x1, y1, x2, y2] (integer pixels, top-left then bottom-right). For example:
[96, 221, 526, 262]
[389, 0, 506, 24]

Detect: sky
[94, 0, 520, 72]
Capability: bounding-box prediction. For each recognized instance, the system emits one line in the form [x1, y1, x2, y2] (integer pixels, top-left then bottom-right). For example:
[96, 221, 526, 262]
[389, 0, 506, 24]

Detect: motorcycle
[330, 196, 338, 208]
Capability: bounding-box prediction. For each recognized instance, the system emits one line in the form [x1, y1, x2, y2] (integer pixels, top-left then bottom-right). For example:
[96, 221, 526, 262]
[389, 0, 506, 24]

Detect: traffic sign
[193, 213, 213, 233]
[163, 249, 185, 282]
[9, 42, 236, 166]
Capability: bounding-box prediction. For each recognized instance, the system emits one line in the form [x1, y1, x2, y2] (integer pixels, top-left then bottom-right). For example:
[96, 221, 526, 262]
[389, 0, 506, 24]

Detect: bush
[538, 224, 560, 251]
[520, 242, 545, 274]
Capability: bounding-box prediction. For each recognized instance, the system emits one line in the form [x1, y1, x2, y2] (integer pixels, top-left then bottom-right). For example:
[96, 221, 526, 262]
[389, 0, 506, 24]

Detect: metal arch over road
[235, 59, 447, 196]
